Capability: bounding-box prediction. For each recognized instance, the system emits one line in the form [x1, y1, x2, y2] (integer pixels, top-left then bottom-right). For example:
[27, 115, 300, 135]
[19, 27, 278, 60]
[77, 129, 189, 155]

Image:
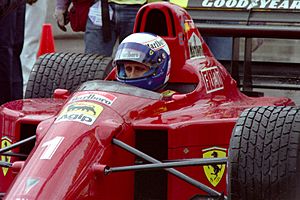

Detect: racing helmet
[114, 32, 171, 91]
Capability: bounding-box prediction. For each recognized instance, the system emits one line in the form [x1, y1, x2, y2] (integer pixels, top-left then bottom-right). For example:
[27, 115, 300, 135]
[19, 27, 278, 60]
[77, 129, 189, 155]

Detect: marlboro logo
[70, 91, 117, 106]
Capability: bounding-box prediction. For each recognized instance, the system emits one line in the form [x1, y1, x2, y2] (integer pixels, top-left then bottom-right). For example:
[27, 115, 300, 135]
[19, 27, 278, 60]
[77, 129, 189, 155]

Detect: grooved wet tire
[228, 106, 300, 200]
[25, 52, 113, 98]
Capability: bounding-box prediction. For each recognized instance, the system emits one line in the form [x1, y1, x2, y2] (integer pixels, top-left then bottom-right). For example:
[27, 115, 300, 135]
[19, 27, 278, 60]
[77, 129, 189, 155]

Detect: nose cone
[4, 105, 125, 200]
[5, 127, 103, 199]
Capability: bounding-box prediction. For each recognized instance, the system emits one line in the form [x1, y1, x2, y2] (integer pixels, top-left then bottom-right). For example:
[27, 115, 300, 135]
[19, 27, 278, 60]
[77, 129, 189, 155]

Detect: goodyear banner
[170, 0, 300, 10]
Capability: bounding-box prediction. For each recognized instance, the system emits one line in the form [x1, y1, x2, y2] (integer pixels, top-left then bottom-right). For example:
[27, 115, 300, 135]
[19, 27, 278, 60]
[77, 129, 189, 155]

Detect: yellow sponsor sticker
[55, 102, 103, 125]
[1, 136, 12, 176]
[202, 146, 226, 187]
[170, 0, 189, 8]
[184, 22, 191, 32]
[161, 90, 176, 98]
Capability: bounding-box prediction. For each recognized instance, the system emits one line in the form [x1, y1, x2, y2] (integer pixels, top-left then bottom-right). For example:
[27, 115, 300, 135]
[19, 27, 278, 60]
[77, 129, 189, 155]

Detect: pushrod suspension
[105, 157, 227, 173]
[112, 138, 227, 199]
[0, 135, 36, 154]
[0, 161, 12, 168]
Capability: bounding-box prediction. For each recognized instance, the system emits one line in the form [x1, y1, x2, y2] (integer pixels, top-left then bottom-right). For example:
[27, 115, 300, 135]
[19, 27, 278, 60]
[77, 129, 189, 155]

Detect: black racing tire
[228, 106, 300, 200]
[25, 52, 113, 98]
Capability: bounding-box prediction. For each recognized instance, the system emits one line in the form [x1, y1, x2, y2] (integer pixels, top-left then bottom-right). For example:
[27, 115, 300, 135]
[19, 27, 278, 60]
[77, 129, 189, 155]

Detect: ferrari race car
[1, 2, 300, 200]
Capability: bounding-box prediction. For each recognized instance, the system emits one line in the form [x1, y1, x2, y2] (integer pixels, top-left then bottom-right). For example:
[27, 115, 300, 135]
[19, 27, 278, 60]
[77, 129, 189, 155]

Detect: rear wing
[177, 0, 300, 93]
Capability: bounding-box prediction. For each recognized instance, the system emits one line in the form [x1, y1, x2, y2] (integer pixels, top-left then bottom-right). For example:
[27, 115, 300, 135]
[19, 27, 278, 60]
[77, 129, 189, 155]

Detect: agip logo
[1, 136, 12, 176]
[202, 146, 227, 187]
[55, 102, 103, 125]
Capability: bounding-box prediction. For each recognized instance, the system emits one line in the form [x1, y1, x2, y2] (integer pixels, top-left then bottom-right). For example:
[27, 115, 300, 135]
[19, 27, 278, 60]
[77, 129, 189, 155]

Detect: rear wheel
[25, 52, 113, 98]
[228, 106, 300, 200]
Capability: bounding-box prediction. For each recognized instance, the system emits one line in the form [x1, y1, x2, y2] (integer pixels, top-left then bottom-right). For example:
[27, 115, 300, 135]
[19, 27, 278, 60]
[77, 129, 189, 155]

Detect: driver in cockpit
[113, 32, 175, 98]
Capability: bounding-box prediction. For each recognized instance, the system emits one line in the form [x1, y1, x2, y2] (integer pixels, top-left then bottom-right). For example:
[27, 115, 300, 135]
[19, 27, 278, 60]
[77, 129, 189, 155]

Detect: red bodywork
[0, 2, 294, 199]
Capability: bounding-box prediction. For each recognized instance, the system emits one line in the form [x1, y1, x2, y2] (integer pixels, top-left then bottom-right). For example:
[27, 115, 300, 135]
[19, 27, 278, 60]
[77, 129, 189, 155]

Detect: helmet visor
[114, 42, 158, 67]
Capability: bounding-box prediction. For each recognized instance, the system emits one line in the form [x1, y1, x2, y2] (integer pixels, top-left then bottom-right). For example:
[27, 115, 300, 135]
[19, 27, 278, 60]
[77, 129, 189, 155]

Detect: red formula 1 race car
[1, 2, 300, 200]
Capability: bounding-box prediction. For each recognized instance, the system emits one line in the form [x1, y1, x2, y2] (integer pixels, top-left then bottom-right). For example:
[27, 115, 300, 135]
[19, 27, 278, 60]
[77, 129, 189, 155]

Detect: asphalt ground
[45, 1, 300, 105]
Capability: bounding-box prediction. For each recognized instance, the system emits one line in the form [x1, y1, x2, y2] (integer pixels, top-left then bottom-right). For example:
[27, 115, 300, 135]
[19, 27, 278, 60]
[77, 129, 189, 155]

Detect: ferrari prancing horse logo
[1, 136, 12, 176]
[202, 146, 227, 187]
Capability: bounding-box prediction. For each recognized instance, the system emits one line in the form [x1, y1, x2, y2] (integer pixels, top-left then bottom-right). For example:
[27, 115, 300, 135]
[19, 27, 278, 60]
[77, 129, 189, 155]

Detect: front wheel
[228, 106, 300, 200]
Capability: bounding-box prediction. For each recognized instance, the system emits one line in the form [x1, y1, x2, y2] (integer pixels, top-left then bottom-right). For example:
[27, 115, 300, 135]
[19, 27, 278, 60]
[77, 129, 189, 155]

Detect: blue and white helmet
[114, 32, 171, 91]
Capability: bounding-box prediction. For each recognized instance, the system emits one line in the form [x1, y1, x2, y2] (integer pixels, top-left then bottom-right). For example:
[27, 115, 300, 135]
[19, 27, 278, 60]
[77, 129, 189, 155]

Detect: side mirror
[53, 89, 70, 99]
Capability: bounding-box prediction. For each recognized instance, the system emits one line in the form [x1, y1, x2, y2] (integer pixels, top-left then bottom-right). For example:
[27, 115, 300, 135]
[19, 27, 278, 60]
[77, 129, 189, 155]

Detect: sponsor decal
[184, 19, 195, 33]
[200, 66, 224, 93]
[1, 136, 12, 176]
[161, 90, 177, 98]
[200, 0, 300, 10]
[202, 146, 227, 187]
[24, 178, 40, 194]
[119, 49, 141, 59]
[70, 91, 117, 106]
[178, 32, 184, 45]
[144, 37, 167, 50]
[14, 177, 45, 199]
[55, 102, 103, 125]
[188, 32, 203, 58]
